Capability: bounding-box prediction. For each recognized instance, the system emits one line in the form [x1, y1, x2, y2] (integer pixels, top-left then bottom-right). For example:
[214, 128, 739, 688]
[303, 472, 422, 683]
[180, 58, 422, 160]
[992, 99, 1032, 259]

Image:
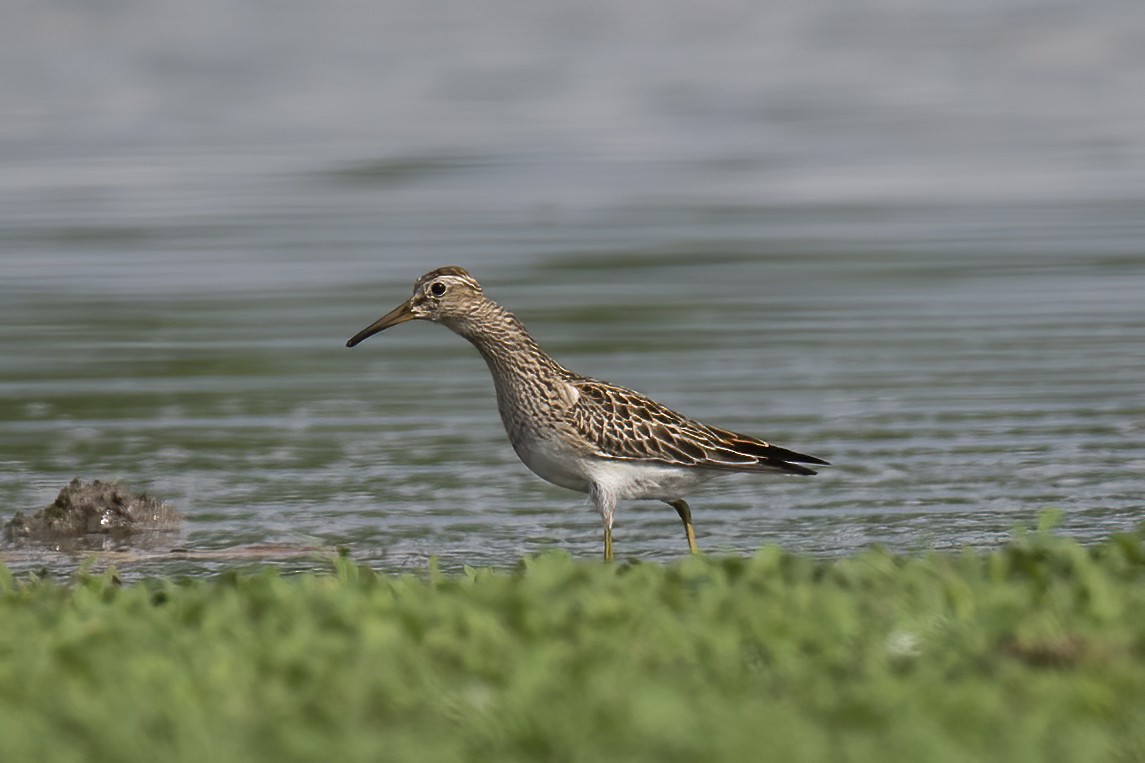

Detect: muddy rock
[4, 479, 181, 544]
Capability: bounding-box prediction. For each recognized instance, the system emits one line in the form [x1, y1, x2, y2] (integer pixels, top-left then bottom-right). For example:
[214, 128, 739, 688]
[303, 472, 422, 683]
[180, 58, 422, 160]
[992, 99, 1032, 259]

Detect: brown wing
[566, 378, 828, 475]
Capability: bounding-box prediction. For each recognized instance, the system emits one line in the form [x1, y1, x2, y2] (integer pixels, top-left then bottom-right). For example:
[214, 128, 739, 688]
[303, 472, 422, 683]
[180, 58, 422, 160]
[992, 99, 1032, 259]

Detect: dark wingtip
[761, 444, 829, 469]
[778, 461, 818, 476]
[770, 446, 828, 467]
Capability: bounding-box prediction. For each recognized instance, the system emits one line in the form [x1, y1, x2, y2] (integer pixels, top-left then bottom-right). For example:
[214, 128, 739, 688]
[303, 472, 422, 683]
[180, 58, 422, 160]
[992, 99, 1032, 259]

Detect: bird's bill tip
[346, 301, 416, 347]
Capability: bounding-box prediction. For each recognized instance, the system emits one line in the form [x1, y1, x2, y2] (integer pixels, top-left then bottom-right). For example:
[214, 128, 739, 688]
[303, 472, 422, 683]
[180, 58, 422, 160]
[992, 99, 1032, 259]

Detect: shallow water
[2, 0, 1143, 576]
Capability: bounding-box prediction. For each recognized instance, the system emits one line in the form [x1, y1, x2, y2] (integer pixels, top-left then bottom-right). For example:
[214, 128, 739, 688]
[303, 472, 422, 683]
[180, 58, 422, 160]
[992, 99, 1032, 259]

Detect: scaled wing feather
[567, 379, 826, 475]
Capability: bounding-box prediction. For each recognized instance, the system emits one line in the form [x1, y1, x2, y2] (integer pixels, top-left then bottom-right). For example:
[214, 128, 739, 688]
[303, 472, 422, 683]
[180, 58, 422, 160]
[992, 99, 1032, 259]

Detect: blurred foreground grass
[3, 524, 1145, 762]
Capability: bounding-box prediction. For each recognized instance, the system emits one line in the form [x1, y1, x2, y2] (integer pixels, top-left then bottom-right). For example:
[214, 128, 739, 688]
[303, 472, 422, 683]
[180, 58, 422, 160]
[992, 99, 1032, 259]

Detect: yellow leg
[667, 499, 700, 555]
[604, 525, 613, 562]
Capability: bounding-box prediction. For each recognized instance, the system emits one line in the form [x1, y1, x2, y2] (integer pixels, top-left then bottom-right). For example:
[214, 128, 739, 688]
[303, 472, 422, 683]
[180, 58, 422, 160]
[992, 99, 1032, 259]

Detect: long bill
[346, 300, 417, 347]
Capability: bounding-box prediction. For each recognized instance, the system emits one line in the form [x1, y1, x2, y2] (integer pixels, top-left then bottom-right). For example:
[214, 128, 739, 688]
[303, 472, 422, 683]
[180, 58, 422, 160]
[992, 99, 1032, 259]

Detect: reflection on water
[1, 0, 1143, 576]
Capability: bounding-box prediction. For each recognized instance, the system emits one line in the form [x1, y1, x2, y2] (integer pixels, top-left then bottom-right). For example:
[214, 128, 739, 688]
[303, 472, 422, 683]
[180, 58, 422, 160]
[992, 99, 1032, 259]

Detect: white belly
[584, 459, 718, 501]
[510, 433, 717, 501]
[510, 434, 593, 493]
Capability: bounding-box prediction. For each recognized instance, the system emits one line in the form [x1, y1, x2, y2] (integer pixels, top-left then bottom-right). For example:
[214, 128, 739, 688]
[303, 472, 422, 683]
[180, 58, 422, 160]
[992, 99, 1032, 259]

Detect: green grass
[3, 524, 1145, 762]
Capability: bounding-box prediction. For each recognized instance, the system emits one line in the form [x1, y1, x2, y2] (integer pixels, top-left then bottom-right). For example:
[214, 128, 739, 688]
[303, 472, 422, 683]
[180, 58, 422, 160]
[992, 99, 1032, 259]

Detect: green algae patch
[2, 528, 1145, 763]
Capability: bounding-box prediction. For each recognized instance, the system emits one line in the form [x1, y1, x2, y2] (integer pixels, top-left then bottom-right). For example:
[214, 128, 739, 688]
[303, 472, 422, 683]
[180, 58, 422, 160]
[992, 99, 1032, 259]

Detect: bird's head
[346, 266, 485, 347]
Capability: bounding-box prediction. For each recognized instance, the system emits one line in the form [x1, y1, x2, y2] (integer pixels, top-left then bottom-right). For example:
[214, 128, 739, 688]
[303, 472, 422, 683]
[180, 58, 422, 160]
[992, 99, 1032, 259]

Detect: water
[2, 0, 1143, 576]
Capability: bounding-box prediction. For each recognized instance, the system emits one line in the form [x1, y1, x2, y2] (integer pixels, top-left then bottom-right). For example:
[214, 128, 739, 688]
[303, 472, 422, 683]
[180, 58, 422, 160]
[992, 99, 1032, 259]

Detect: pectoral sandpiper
[347, 267, 828, 561]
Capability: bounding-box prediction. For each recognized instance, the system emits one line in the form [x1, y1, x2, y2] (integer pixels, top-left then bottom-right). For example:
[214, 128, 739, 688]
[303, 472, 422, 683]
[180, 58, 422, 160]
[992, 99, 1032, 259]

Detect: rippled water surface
[2, 0, 1143, 576]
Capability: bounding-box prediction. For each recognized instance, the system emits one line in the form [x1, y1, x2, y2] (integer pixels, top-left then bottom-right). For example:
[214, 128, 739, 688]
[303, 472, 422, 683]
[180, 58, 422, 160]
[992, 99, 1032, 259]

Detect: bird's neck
[442, 299, 575, 438]
[445, 299, 565, 380]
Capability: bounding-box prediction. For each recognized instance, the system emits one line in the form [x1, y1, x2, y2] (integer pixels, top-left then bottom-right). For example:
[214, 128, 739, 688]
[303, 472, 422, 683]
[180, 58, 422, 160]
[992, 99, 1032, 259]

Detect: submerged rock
[4, 479, 181, 546]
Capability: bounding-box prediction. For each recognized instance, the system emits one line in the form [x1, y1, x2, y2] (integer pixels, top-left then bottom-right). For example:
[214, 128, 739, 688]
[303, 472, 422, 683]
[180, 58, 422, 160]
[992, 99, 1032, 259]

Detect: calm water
[2, 0, 1143, 576]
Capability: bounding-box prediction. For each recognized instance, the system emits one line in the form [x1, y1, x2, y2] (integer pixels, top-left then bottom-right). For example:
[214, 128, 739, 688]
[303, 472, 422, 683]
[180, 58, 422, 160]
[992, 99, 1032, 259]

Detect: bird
[346, 266, 828, 561]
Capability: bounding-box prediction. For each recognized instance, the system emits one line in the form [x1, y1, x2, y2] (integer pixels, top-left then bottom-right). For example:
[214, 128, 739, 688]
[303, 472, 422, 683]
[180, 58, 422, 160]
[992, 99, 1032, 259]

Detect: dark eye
[430, 281, 447, 297]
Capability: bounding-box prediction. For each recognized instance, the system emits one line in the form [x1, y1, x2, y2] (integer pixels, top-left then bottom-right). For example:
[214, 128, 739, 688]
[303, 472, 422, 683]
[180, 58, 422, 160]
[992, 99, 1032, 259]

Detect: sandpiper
[347, 267, 828, 561]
